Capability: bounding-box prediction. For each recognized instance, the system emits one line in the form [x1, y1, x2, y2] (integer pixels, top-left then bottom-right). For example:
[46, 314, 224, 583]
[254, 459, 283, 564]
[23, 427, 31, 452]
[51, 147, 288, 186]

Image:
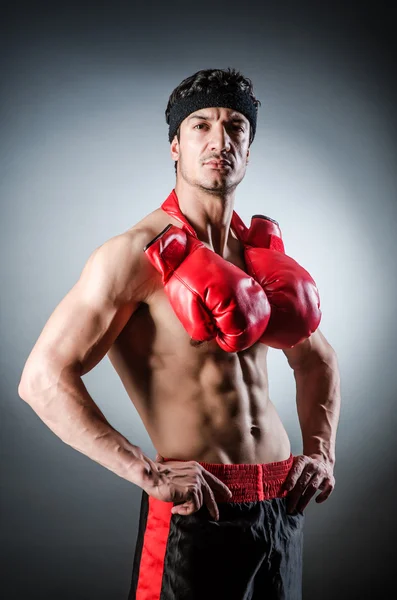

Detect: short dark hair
[165, 68, 261, 175]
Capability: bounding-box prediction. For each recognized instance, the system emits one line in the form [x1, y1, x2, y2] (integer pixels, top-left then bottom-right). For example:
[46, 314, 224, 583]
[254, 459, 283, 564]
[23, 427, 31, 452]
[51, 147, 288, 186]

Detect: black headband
[168, 89, 258, 144]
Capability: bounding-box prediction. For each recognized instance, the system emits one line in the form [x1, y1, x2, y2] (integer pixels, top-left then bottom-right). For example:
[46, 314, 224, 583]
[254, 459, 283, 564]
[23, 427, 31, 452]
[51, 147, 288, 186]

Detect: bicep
[20, 235, 147, 385]
[282, 328, 335, 371]
[27, 283, 138, 377]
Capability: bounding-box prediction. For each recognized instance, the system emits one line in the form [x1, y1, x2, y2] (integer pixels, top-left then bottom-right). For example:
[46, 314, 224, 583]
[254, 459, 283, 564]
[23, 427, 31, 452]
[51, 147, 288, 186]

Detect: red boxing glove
[144, 224, 271, 352]
[239, 214, 322, 349]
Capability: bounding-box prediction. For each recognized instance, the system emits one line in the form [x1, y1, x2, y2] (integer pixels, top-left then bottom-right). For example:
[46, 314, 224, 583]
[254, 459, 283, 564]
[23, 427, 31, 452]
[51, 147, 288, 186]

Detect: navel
[250, 425, 261, 437]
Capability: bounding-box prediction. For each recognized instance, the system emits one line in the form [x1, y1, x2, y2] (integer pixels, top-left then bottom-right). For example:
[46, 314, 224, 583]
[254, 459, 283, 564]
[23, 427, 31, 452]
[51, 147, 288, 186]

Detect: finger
[285, 461, 311, 498]
[201, 468, 233, 500]
[281, 456, 306, 493]
[315, 482, 334, 503]
[201, 480, 220, 521]
[171, 489, 200, 515]
[286, 492, 299, 514]
[171, 480, 204, 513]
[171, 504, 192, 515]
[155, 452, 165, 463]
[295, 478, 321, 512]
[285, 464, 316, 512]
[165, 462, 233, 501]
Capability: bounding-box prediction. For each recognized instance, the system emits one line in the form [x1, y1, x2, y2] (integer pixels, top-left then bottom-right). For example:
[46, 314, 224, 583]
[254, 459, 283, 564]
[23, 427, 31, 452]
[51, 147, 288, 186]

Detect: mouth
[204, 160, 232, 170]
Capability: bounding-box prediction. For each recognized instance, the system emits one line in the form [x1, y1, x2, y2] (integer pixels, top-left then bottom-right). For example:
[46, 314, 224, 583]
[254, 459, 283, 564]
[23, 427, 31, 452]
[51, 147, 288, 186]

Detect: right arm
[18, 229, 157, 486]
[18, 225, 234, 519]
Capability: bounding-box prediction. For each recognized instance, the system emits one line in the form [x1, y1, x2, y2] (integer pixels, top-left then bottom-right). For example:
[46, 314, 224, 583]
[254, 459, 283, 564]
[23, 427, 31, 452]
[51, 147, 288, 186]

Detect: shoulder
[81, 210, 171, 306]
[96, 207, 172, 259]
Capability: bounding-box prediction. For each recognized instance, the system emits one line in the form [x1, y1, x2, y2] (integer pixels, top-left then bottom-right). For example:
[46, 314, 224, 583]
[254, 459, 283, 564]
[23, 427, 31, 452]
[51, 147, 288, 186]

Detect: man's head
[165, 68, 261, 193]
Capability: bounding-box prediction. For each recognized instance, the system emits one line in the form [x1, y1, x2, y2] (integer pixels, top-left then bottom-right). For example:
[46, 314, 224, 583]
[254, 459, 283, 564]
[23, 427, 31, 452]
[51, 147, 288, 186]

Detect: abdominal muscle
[107, 209, 291, 465]
[148, 382, 292, 465]
[107, 297, 292, 466]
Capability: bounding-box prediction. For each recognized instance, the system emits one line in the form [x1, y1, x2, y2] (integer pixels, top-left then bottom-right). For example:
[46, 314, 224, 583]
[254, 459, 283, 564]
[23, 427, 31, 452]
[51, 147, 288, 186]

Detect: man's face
[171, 106, 251, 193]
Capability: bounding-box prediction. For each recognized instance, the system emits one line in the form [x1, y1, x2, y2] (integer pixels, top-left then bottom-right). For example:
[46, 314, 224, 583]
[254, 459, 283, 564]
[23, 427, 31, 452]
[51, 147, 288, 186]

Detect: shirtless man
[18, 68, 341, 599]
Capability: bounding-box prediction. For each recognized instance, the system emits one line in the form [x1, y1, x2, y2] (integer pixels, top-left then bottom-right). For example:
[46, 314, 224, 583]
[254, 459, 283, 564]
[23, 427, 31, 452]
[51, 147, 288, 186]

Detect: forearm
[18, 369, 149, 486]
[293, 353, 341, 466]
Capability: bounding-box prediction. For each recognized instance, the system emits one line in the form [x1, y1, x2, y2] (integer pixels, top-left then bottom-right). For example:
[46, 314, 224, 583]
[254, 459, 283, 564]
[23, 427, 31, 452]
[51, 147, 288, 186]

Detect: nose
[209, 123, 231, 153]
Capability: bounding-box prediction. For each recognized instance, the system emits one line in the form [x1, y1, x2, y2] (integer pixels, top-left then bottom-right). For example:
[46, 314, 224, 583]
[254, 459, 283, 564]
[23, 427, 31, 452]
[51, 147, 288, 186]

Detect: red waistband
[162, 453, 294, 503]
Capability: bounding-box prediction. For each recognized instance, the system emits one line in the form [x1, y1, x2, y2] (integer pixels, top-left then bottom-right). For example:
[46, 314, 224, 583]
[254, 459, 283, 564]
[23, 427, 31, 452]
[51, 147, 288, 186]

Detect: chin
[200, 179, 233, 193]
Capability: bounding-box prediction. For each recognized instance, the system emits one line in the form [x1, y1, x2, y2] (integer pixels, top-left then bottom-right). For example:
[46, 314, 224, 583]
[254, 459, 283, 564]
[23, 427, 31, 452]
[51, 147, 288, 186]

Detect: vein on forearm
[24, 369, 138, 478]
[293, 354, 341, 464]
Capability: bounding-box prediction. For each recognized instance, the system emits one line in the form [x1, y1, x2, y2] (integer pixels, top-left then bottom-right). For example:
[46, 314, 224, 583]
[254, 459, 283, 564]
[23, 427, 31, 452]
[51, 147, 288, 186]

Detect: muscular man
[18, 67, 341, 599]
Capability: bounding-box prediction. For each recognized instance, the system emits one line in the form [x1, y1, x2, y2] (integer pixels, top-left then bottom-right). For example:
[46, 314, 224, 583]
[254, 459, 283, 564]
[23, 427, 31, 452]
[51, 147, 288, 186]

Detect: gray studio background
[1, 2, 396, 599]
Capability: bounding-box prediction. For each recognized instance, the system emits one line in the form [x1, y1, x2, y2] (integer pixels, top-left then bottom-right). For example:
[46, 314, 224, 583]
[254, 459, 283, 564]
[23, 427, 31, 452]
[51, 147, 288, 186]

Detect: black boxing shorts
[128, 453, 305, 600]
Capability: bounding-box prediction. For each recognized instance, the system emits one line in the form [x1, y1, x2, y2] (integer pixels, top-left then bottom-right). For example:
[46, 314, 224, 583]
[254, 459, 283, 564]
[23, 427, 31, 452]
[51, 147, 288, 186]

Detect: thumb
[155, 452, 165, 463]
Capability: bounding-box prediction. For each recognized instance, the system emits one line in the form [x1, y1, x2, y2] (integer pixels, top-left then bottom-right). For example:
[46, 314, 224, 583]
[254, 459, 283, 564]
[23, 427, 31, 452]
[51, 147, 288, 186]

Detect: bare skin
[107, 208, 290, 465]
[18, 106, 340, 521]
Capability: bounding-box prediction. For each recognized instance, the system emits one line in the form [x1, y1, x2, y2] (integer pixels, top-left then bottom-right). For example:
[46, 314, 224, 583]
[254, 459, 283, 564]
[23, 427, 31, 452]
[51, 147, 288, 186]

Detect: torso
[107, 207, 291, 464]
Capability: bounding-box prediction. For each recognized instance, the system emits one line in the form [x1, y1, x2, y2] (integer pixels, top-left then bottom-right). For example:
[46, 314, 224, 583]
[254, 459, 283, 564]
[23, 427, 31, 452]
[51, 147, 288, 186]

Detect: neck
[174, 179, 236, 257]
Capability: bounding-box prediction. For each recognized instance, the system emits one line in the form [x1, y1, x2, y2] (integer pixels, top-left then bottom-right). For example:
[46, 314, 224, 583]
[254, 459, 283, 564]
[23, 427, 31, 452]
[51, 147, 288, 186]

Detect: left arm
[284, 328, 341, 466]
[281, 328, 341, 511]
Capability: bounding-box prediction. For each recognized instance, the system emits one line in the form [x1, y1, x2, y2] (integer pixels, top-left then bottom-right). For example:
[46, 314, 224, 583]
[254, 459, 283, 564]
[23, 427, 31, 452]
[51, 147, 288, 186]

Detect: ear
[170, 136, 180, 162]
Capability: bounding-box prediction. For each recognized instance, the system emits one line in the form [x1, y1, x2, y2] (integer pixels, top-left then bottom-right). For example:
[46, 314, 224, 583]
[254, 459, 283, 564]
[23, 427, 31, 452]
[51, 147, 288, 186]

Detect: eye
[194, 123, 245, 133]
